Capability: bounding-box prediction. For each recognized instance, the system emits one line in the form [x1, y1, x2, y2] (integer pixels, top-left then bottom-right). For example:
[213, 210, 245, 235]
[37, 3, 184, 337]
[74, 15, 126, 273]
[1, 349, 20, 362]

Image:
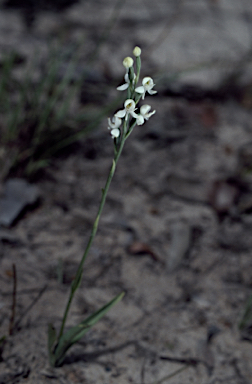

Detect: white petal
[108, 116, 122, 129]
[124, 99, 135, 107]
[108, 118, 114, 129]
[113, 116, 122, 127]
[142, 77, 153, 87]
[135, 86, 145, 94]
[143, 76, 152, 83]
[130, 111, 139, 119]
[115, 109, 126, 118]
[115, 116, 122, 126]
[111, 128, 120, 138]
[140, 105, 151, 115]
[117, 83, 129, 91]
[136, 115, 145, 125]
[124, 99, 136, 113]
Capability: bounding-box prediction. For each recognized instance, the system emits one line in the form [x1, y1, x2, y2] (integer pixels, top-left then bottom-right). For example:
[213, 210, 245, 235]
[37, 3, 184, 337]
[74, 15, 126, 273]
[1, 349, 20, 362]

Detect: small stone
[167, 220, 192, 272]
[0, 178, 40, 227]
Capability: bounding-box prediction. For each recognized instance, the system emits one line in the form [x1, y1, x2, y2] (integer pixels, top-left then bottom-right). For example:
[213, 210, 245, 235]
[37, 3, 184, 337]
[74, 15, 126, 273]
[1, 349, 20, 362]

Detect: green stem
[58, 128, 126, 340]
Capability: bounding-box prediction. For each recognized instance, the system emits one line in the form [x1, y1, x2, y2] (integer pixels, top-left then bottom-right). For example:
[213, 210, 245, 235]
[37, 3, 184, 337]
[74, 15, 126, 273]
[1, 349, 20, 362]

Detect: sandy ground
[1, 1, 252, 383]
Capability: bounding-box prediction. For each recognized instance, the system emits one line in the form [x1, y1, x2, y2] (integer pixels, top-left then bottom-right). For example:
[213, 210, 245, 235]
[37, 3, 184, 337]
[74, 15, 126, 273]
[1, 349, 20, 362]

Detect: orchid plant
[48, 47, 157, 367]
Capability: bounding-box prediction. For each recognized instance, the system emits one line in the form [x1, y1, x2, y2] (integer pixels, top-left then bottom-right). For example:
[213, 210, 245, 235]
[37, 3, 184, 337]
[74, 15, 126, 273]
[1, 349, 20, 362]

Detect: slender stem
[58, 131, 126, 340]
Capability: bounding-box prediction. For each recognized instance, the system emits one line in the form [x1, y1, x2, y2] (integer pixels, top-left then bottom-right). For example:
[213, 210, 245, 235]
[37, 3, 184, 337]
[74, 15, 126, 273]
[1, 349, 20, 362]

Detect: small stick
[159, 355, 201, 366]
[151, 366, 189, 384]
[14, 284, 47, 330]
[9, 263, 17, 335]
[140, 356, 147, 384]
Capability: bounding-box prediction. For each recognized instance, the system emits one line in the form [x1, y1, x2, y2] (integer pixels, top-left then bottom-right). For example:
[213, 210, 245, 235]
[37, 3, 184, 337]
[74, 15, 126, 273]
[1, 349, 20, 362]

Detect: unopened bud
[123, 56, 134, 69]
[133, 46, 141, 57]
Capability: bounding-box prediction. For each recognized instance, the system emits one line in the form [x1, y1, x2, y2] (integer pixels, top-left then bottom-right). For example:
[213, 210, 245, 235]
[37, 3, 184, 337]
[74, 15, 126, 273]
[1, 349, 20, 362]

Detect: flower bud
[123, 56, 134, 69]
[133, 46, 141, 57]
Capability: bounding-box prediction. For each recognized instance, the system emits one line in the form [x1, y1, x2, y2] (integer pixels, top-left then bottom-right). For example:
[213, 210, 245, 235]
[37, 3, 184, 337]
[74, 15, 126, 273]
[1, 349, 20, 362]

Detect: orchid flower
[115, 99, 138, 120]
[135, 77, 157, 100]
[136, 104, 156, 125]
[108, 116, 122, 138]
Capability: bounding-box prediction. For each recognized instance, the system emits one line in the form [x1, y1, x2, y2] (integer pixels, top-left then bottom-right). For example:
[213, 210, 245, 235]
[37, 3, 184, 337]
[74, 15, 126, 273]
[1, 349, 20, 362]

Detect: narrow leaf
[48, 323, 57, 351]
[71, 291, 125, 344]
[71, 267, 83, 293]
[239, 294, 252, 330]
[48, 323, 57, 366]
[54, 292, 124, 366]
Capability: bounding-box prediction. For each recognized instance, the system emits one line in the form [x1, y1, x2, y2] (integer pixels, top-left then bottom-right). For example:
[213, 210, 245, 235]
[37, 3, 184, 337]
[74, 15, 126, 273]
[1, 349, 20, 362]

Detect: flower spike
[109, 47, 157, 140]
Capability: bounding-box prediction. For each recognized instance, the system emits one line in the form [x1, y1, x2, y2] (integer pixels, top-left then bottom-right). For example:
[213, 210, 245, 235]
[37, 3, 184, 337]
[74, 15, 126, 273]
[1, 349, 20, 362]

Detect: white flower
[140, 104, 156, 120]
[108, 115, 122, 138]
[135, 77, 157, 99]
[115, 99, 138, 119]
[136, 105, 156, 125]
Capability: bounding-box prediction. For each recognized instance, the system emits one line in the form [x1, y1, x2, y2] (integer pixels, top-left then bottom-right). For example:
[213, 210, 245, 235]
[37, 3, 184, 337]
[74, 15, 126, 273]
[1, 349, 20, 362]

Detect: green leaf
[239, 293, 252, 330]
[53, 291, 124, 366]
[0, 335, 6, 346]
[48, 323, 57, 350]
[48, 323, 57, 366]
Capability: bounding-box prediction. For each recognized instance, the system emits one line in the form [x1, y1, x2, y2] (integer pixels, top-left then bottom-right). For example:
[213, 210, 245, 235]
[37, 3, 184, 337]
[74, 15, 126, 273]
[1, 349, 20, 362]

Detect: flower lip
[117, 83, 129, 91]
[117, 73, 130, 91]
[117, 72, 136, 92]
